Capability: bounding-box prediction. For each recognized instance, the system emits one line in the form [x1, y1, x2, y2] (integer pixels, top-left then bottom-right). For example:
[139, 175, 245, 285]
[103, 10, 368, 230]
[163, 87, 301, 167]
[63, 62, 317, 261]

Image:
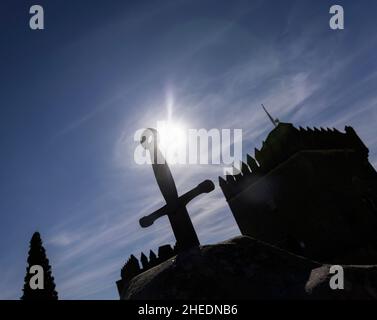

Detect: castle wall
[116, 244, 177, 298]
[220, 124, 377, 264]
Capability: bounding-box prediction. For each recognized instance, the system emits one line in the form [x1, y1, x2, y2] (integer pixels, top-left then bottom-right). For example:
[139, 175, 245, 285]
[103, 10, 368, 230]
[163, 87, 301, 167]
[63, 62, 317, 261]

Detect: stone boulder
[120, 236, 377, 299]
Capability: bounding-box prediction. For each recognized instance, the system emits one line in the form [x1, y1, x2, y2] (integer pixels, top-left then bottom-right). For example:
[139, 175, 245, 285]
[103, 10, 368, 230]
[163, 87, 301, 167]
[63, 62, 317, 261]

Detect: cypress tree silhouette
[21, 232, 58, 300]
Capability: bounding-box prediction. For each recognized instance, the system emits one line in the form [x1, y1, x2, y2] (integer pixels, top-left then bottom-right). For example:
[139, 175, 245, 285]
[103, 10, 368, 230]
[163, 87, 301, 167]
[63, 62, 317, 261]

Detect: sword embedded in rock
[139, 128, 215, 252]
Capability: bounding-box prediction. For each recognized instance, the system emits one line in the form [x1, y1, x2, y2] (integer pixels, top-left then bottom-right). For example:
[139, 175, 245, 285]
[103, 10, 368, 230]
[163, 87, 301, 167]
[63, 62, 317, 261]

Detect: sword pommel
[197, 180, 215, 194]
[139, 215, 154, 228]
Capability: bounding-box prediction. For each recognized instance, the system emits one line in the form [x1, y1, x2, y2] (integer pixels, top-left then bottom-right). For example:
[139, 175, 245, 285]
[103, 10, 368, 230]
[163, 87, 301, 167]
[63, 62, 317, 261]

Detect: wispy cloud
[2, 0, 377, 300]
[49, 2, 377, 299]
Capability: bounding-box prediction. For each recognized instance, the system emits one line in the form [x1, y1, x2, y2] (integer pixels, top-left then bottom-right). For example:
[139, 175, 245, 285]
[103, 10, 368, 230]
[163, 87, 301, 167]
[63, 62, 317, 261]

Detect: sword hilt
[140, 210, 165, 228]
[139, 180, 215, 228]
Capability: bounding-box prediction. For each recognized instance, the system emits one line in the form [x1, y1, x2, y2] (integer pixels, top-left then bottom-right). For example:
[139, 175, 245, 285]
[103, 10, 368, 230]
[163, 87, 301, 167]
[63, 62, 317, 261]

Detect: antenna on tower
[261, 104, 279, 128]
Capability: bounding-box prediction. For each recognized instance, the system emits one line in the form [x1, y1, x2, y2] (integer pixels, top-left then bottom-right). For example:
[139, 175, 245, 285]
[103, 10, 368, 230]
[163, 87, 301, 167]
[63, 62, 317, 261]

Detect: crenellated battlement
[220, 123, 369, 201]
[116, 244, 176, 295]
[218, 121, 377, 264]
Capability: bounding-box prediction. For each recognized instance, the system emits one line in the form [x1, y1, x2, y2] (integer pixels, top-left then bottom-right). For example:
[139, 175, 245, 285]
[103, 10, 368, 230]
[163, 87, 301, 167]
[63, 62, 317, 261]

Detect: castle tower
[220, 122, 377, 264]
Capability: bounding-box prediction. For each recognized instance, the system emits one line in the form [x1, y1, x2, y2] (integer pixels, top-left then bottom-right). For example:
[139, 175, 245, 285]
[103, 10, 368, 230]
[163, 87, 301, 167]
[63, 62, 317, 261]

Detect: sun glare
[157, 121, 187, 164]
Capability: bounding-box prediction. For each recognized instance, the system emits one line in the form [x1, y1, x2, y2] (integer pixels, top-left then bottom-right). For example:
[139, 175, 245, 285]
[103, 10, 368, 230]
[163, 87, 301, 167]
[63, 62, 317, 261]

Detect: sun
[157, 120, 187, 164]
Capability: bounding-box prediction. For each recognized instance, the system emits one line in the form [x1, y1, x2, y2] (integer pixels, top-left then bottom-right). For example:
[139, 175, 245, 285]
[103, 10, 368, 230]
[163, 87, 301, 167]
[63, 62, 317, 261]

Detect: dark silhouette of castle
[117, 120, 377, 298]
[220, 122, 377, 264]
[116, 244, 176, 296]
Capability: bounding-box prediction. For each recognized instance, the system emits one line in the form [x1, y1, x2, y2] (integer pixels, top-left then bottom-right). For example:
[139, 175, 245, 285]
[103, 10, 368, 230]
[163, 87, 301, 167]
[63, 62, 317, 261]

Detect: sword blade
[141, 127, 200, 250]
[152, 148, 179, 203]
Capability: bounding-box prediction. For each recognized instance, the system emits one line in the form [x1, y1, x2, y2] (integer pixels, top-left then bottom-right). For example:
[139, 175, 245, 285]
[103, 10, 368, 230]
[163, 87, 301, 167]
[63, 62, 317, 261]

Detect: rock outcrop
[120, 236, 377, 300]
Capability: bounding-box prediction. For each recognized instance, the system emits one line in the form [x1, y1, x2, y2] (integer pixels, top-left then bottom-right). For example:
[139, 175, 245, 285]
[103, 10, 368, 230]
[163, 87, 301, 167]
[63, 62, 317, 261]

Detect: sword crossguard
[139, 180, 215, 228]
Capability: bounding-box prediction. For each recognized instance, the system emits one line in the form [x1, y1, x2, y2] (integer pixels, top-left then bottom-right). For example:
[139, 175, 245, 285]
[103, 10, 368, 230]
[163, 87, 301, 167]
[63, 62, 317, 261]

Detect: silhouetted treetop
[21, 231, 58, 300]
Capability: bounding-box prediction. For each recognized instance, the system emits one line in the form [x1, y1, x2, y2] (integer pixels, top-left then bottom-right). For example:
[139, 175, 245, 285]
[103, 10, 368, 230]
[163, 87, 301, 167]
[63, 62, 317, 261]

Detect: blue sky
[0, 0, 377, 299]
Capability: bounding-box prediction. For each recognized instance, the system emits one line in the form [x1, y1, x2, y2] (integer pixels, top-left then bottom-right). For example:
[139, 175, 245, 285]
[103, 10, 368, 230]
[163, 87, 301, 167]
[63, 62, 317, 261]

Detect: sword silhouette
[139, 128, 215, 251]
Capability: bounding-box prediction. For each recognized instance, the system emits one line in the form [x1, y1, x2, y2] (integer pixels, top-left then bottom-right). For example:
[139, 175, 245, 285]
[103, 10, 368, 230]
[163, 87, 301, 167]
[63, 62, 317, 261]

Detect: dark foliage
[21, 232, 58, 300]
